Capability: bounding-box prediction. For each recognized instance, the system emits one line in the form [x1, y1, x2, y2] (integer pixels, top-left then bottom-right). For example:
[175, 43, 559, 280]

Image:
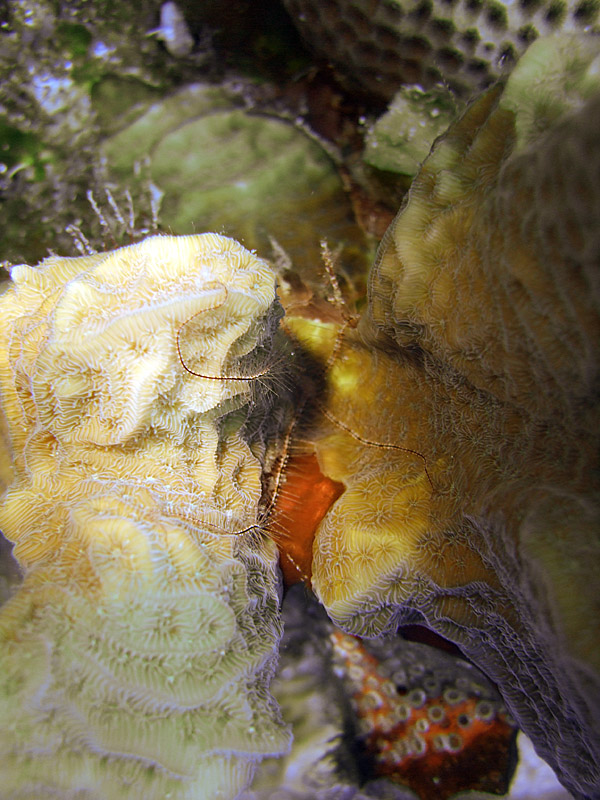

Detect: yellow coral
[363, 35, 600, 427]
[0, 233, 291, 799]
[296, 35, 600, 800]
[286, 315, 502, 629]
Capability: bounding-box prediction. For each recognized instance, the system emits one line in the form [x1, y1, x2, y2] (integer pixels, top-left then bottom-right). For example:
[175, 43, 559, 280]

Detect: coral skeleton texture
[0, 23, 599, 800]
[283, 0, 600, 99]
[0, 234, 290, 799]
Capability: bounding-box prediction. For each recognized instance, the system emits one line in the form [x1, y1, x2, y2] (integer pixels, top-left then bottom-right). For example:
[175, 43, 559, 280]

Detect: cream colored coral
[0, 233, 291, 799]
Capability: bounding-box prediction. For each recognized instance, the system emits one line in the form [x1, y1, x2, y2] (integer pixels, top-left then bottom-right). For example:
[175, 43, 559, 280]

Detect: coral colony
[0, 29, 598, 800]
[0, 235, 291, 798]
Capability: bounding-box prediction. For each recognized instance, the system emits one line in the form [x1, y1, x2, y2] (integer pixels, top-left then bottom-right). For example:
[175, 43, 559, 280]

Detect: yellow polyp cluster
[286, 316, 498, 627]
[0, 233, 291, 799]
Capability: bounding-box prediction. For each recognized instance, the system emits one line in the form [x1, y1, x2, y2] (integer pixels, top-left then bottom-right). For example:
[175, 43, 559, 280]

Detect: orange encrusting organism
[270, 451, 345, 586]
[331, 630, 517, 800]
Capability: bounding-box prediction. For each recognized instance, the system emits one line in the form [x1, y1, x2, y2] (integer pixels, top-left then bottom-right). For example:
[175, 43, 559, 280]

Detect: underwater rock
[283, 0, 600, 100]
[363, 86, 463, 178]
[0, 0, 196, 263]
[0, 234, 291, 798]
[101, 83, 371, 289]
[289, 34, 600, 800]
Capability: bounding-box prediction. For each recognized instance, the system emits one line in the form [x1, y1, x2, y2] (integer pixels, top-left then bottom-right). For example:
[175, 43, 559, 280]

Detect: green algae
[102, 84, 372, 289]
[364, 86, 462, 178]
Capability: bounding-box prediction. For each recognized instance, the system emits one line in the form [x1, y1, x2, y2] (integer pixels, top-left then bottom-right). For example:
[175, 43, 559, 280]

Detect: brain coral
[287, 34, 600, 800]
[0, 234, 291, 799]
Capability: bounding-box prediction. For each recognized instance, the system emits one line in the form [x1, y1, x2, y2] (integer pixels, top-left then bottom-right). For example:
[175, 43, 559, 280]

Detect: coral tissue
[295, 35, 600, 800]
[0, 234, 290, 799]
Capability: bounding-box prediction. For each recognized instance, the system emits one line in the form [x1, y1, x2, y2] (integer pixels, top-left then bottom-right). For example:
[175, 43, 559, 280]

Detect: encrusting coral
[99, 81, 372, 297]
[285, 34, 600, 800]
[240, 585, 519, 800]
[0, 233, 291, 799]
[329, 629, 517, 800]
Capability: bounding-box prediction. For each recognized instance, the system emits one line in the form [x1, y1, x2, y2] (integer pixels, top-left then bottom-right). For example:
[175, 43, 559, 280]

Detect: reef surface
[0, 4, 598, 800]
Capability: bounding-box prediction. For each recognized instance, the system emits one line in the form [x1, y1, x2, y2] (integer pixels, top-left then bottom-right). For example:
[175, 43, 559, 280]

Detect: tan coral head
[0, 233, 291, 800]
[4, 233, 276, 446]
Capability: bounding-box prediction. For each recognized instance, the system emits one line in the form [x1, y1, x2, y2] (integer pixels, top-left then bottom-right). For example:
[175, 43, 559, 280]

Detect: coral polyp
[0, 233, 291, 799]
[283, 0, 600, 99]
[331, 629, 517, 799]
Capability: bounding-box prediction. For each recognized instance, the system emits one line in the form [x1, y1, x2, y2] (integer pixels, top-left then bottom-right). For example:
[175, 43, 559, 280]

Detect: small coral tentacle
[262, 407, 301, 521]
[326, 317, 358, 370]
[320, 239, 345, 311]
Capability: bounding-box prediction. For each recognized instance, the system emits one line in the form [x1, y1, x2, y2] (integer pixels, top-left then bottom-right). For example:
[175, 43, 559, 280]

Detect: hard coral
[290, 35, 600, 800]
[283, 0, 600, 100]
[0, 234, 291, 799]
[100, 82, 372, 293]
[331, 630, 517, 800]
[242, 586, 520, 800]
